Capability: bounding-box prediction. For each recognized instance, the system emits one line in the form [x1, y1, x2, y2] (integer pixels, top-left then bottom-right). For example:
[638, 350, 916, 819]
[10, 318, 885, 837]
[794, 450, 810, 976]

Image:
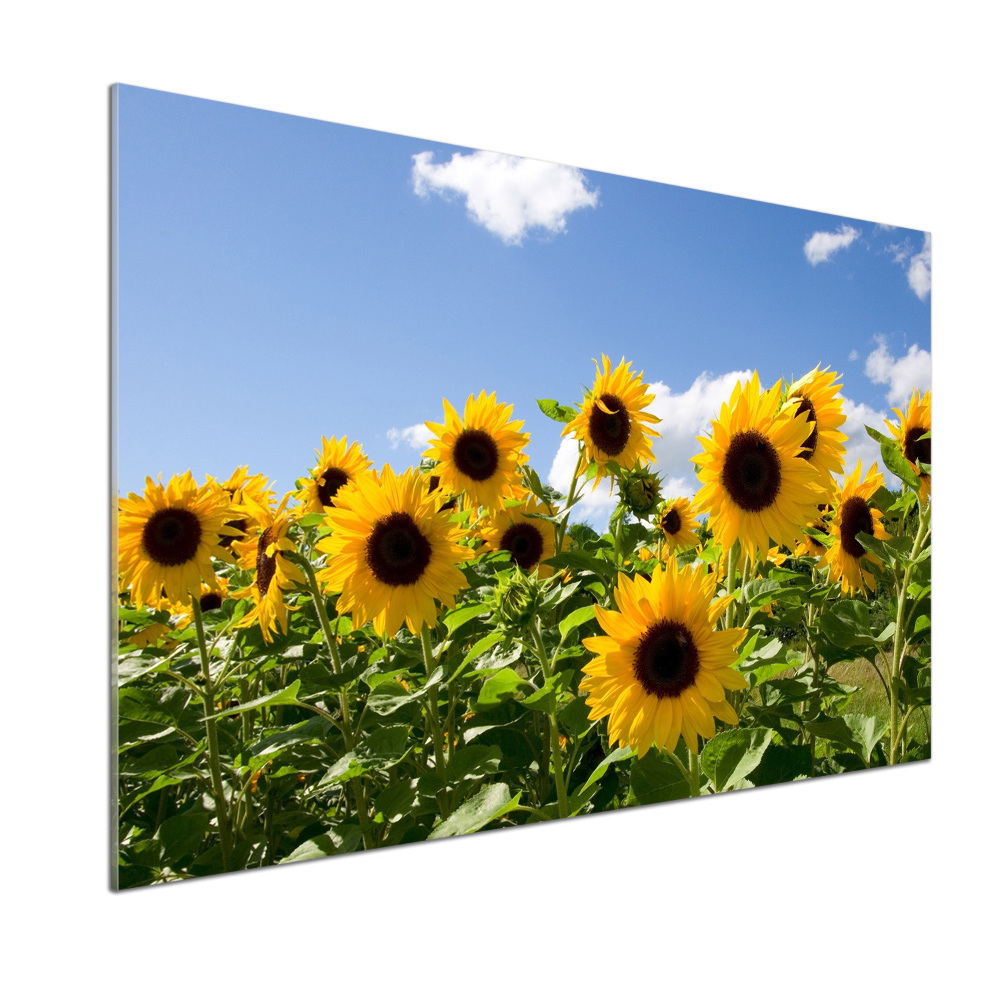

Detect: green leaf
[701, 727, 772, 792]
[856, 531, 913, 567]
[157, 810, 210, 860]
[443, 602, 490, 634]
[817, 602, 881, 649]
[558, 696, 595, 741]
[447, 630, 507, 683]
[117, 607, 170, 626]
[279, 826, 362, 863]
[866, 425, 921, 490]
[117, 653, 182, 687]
[544, 550, 613, 578]
[296, 512, 326, 528]
[207, 680, 301, 719]
[628, 750, 690, 804]
[315, 725, 412, 785]
[537, 398, 577, 424]
[558, 603, 597, 642]
[805, 714, 886, 764]
[749, 660, 795, 687]
[445, 745, 502, 784]
[521, 669, 574, 713]
[238, 716, 333, 769]
[750, 743, 812, 785]
[427, 784, 521, 839]
[118, 686, 189, 727]
[521, 465, 546, 500]
[476, 667, 531, 709]
[366, 667, 444, 715]
[373, 777, 441, 824]
[579, 746, 635, 795]
[121, 769, 202, 811]
[742, 578, 807, 608]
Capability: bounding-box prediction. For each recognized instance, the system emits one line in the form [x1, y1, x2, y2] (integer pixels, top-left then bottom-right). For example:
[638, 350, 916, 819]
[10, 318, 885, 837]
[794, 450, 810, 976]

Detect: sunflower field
[115, 358, 931, 887]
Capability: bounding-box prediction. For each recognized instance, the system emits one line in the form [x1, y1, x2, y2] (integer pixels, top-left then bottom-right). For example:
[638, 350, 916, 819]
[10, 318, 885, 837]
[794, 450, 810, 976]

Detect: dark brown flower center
[661, 508, 681, 535]
[199, 591, 224, 612]
[721, 430, 782, 512]
[793, 396, 819, 460]
[840, 496, 874, 559]
[317, 467, 350, 507]
[903, 425, 931, 467]
[452, 429, 500, 482]
[588, 393, 630, 456]
[366, 512, 432, 586]
[256, 526, 278, 598]
[142, 508, 202, 566]
[633, 620, 700, 699]
[499, 522, 544, 570]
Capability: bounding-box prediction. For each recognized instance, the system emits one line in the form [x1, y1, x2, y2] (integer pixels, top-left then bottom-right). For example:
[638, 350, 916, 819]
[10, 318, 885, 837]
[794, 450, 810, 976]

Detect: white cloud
[803, 224, 861, 265]
[547, 437, 619, 529]
[885, 238, 914, 265]
[907, 232, 932, 300]
[864, 336, 931, 405]
[645, 369, 754, 499]
[848, 349, 860, 362]
[840, 397, 896, 487]
[412, 150, 599, 245]
[386, 423, 432, 451]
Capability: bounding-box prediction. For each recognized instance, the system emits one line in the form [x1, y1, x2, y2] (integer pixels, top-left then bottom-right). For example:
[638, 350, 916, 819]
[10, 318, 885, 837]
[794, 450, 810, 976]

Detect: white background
[4, 2, 997, 996]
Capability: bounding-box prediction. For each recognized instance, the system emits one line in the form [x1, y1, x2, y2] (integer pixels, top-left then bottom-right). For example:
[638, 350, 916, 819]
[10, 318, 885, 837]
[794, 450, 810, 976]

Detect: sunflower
[234, 495, 306, 642]
[783, 366, 848, 485]
[206, 466, 275, 551]
[887, 388, 931, 504]
[297, 436, 373, 515]
[480, 497, 556, 577]
[691, 372, 825, 561]
[581, 560, 747, 757]
[119, 472, 238, 608]
[169, 577, 231, 628]
[125, 622, 175, 650]
[423, 392, 529, 513]
[562, 355, 660, 487]
[823, 462, 891, 594]
[425, 473, 458, 512]
[794, 504, 832, 559]
[316, 465, 469, 637]
[658, 497, 700, 552]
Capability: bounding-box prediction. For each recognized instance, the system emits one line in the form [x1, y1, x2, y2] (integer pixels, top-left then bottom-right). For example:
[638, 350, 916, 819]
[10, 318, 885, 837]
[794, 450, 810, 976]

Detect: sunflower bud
[618, 466, 661, 518]
[488, 566, 553, 632]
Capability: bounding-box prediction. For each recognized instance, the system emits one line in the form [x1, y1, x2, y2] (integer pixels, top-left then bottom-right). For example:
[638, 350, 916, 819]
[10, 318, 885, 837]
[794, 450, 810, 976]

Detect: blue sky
[115, 84, 931, 521]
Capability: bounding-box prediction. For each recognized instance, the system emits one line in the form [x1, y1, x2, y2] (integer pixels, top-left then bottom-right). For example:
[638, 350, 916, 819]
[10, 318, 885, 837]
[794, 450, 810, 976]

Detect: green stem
[888, 501, 931, 765]
[556, 446, 584, 554]
[724, 544, 738, 630]
[421, 625, 451, 819]
[510, 804, 556, 823]
[688, 743, 701, 796]
[191, 596, 233, 872]
[530, 619, 569, 819]
[298, 558, 374, 848]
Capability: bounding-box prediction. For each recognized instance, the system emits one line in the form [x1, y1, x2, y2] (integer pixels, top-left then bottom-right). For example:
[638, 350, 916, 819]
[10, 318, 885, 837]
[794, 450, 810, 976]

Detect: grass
[829, 656, 931, 750]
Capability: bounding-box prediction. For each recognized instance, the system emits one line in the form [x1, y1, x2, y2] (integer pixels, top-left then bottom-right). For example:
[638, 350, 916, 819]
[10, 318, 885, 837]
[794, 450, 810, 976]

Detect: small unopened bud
[488, 566, 554, 632]
[618, 466, 661, 517]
